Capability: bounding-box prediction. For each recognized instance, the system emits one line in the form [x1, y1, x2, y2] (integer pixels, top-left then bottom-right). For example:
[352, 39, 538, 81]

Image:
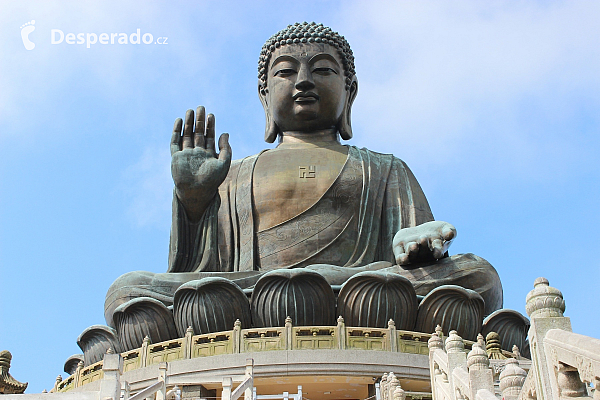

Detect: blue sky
[1, 0, 599, 393]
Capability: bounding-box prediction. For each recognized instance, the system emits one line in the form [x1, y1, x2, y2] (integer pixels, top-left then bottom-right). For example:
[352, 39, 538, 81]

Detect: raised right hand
[171, 106, 232, 221]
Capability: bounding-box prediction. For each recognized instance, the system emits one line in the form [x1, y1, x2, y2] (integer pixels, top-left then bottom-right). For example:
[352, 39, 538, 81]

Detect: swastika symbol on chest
[298, 165, 316, 178]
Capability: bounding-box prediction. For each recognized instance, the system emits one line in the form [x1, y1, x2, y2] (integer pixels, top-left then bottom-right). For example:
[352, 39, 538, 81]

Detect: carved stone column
[525, 277, 571, 400]
[499, 358, 527, 400]
[99, 351, 123, 400]
[466, 343, 494, 399]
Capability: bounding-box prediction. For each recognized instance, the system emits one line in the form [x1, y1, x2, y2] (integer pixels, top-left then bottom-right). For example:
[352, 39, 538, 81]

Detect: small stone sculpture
[485, 332, 507, 360]
[482, 309, 530, 358]
[499, 358, 527, 400]
[0, 351, 27, 394]
[525, 277, 565, 318]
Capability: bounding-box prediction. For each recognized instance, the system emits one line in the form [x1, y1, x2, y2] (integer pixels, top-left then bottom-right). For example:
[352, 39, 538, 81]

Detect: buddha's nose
[295, 64, 315, 91]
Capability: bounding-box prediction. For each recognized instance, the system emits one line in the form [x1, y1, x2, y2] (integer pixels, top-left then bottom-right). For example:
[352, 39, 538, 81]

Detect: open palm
[171, 106, 231, 221]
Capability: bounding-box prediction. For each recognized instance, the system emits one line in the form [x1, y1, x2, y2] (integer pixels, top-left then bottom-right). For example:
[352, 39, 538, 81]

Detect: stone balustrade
[47, 276, 600, 400]
[426, 277, 600, 400]
[10, 276, 591, 400]
[543, 329, 600, 398]
[427, 328, 528, 400]
[518, 277, 598, 400]
[56, 316, 434, 393]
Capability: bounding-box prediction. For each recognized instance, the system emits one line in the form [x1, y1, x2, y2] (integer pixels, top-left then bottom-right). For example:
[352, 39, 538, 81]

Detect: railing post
[99, 350, 123, 400]
[387, 373, 400, 400]
[388, 319, 397, 352]
[121, 380, 130, 400]
[392, 385, 406, 400]
[234, 320, 242, 354]
[222, 377, 233, 400]
[53, 375, 62, 392]
[285, 316, 293, 350]
[245, 358, 254, 400]
[74, 360, 84, 388]
[427, 330, 444, 400]
[184, 326, 194, 359]
[337, 316, 346, 350]
[525, 277, 571, 400]
[140, 335, 150, 368]
[156, 362, 167, 400]
[445, 330, 467, 395]
[466, 343, 494, 399]
[380, 373, 388, 400]
[499, 358, 527, 400]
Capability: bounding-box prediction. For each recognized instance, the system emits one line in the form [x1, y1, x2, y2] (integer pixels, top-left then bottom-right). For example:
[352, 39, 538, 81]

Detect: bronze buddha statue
[89, 23, 517, 362]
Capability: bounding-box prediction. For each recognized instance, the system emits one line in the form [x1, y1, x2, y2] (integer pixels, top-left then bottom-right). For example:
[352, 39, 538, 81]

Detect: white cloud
[0, 0, 216, 135]
[334, 0, 600, 180]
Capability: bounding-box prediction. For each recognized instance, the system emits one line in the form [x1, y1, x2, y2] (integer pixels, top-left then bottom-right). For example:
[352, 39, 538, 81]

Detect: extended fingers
[182, 109, 195, 149]
[170, 118, 183, 155]
[194, 106, 206, 148]
[217, 133, 232, 163]
[205, 114, 216, 157]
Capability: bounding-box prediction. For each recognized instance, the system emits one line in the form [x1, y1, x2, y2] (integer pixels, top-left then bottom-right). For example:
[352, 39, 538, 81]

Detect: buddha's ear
[258, 82, 279, 143]
[338, 77, 358, 141]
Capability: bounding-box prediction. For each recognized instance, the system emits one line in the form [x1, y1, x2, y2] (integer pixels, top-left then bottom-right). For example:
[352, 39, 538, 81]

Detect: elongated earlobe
[258, 83, 280, 143]
[338, 109, 352, 140]
[264, 112, 279, 143]
[338, 78, 358, 141]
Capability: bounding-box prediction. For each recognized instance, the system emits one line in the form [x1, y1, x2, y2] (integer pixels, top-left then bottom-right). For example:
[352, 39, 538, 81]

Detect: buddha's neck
[277, 129, 343, 149]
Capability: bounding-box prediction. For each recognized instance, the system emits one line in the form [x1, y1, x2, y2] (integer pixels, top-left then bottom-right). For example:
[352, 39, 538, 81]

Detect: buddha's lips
[293, 92, 319, 102]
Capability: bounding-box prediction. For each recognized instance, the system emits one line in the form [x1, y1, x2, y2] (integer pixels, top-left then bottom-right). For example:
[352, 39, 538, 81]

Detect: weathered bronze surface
[415, 285, 485, 341]
[337, 271, 417, 329]
[174, 277, 252, 335]
[251, 268, 336, 327]
[63, 354, 84, 376]
[101, 22, 505, 347]
[77, 325, 122, 365]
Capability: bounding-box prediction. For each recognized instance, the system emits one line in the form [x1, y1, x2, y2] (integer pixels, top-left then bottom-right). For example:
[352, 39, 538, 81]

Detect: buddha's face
[262, 43, 350, 133]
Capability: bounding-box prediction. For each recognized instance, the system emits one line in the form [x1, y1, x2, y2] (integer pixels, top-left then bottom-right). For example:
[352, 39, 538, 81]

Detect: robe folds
[168, 146, 434, 273]
[105, 146, 503, 327]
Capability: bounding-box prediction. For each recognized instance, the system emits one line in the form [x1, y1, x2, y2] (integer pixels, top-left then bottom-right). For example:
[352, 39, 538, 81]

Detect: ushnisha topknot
[258, 22, 356, 90]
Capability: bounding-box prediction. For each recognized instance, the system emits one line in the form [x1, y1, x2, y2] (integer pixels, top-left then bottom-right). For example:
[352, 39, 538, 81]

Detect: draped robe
[105, 146, 502, 327]
[168, 146, 434, 273]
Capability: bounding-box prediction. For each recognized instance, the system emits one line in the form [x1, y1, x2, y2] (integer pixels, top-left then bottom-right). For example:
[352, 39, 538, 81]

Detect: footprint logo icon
[20, 20, 35, 50]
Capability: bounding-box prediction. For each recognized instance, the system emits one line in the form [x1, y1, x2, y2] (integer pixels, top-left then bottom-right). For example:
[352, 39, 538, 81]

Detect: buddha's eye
[312, 67, 337, 75]
[274, 68, 296, 77]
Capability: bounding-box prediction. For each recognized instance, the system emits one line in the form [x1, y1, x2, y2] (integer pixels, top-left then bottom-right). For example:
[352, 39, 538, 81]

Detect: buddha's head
[258, 22, 358, 143]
